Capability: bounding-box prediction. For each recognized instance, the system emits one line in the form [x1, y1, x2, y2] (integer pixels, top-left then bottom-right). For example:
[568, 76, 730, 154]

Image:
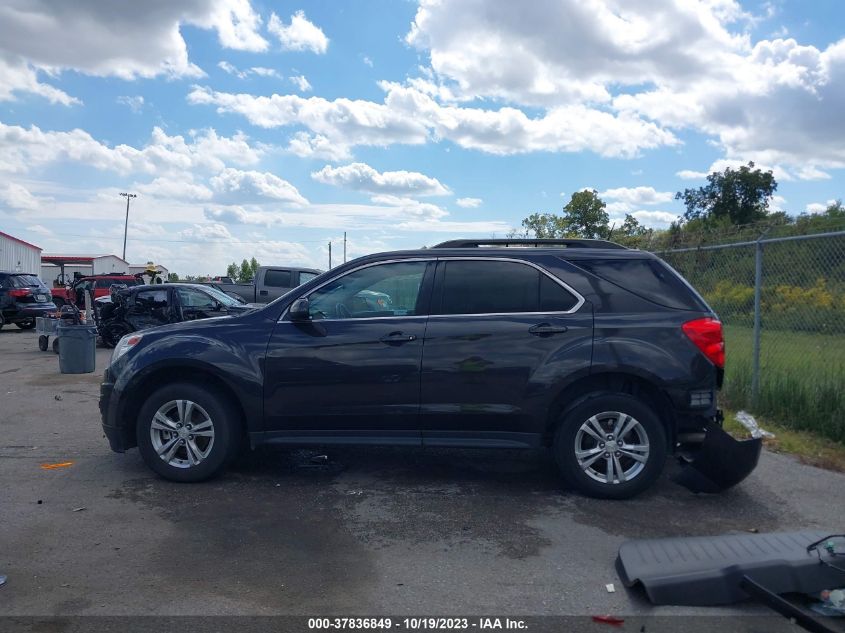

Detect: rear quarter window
[573, 258, 708, 311]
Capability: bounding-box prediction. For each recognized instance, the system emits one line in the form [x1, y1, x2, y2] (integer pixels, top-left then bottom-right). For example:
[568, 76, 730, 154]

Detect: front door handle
[380, 331, 417, 345]
[529, 323, 568, 336]
[259, 290, 269, 296]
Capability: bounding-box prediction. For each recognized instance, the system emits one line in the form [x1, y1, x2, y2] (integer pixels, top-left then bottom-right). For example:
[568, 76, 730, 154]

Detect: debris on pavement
[72, 507, 86, 512]
[605, 583, 616, 593]
[40, 461, 74, 470]
[0, 575, 6, 588]
[592, 615, 624, 626]
[736, 410, 775, 439]
[811, 588, 845, 616]
[54, 394, 63, 401]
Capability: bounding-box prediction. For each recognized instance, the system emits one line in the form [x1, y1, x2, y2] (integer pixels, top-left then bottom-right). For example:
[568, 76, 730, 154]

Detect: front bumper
[100, 375, 130, 453]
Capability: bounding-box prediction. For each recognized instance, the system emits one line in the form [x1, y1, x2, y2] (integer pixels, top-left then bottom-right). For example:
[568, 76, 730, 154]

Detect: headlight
[112, 333, 143, 362]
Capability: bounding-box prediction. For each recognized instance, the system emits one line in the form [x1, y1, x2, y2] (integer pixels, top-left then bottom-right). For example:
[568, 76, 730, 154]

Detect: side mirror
[289, 297, 311, 321]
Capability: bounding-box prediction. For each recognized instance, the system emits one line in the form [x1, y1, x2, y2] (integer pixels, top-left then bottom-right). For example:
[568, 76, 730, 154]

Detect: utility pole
[343, 231, 347, 263]
[328, 241, 332, 269]
[119, 192, 137, 261]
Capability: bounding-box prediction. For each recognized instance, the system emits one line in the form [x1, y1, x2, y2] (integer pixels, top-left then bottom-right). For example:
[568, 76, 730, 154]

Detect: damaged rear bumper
[673, 419, 762, 493]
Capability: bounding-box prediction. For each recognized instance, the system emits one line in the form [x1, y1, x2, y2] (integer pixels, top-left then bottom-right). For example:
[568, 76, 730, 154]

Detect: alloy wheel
[149, 399, 215, 469]
[574, 411, 650, 485]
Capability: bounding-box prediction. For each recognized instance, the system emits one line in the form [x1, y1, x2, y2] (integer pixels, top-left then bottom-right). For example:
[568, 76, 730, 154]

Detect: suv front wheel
[553, 393, 667, 499]
[136, 382, 239, 482]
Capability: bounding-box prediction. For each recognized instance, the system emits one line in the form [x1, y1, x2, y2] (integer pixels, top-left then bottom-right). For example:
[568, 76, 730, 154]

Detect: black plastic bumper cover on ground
[616, 530, 845, 606]
[673, 420, 762, 493]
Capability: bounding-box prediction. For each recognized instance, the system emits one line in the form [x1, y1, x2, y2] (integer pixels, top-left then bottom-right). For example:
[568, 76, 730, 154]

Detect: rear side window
[439, 260, 579, 315]
[264, 269, 292, 287]
[574, 258, 707, 311]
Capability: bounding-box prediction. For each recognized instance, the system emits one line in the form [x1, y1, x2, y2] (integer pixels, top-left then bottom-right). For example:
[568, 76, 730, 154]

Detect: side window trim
[279, 258, 436, 322]
[430, 256, 585, 317]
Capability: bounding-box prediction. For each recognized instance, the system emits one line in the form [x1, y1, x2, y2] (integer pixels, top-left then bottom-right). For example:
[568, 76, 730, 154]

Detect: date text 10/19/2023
[308, 618, 528, 630]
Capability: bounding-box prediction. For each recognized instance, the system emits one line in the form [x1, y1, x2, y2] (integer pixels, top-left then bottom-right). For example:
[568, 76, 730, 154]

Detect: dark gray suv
[100, 239, 761, 498]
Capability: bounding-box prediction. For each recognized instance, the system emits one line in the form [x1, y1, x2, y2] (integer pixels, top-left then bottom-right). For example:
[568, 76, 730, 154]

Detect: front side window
[307, 261, 428, 320]
[132, 289, 169, 312]
[439, 260, 579, 315]
[177, 287, 216, 309]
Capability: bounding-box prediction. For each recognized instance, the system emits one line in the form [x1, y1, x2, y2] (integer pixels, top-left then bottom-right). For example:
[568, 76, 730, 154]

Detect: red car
[51, 275, 141, 308]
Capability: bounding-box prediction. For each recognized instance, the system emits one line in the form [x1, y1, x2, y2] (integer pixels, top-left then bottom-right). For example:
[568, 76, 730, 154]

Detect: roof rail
[432, 238, 627, 250]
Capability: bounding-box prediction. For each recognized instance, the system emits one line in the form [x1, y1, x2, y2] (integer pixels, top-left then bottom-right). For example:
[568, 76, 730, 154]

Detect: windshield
[201, 285, 242, 307]
[8, 274, 41, 288]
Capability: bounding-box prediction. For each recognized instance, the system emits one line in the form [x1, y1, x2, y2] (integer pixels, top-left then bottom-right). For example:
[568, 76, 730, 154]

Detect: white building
[0, 231, 42, 274]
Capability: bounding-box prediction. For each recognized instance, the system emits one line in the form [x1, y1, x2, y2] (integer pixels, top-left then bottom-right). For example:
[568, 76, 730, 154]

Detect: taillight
[682, 318, 725, 368]
[9, 289, 30, 298]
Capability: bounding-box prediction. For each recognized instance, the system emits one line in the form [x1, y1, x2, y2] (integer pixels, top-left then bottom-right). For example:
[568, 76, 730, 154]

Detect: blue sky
[0, 0, 843, 274]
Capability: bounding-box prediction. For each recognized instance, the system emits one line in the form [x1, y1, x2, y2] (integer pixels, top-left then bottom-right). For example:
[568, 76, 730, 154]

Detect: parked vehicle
[96, 283, 257, 347]
[0, 272, 56, 330]
[100, 239, 760, 498]
[216, 266, 322, 303]
[51, 274, 141, 308]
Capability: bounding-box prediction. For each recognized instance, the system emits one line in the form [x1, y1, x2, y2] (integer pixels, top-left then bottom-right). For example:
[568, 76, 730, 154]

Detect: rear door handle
[529, 323, 568, 336]
[259, 290, 269, 296]
[380, 331, 417, 345]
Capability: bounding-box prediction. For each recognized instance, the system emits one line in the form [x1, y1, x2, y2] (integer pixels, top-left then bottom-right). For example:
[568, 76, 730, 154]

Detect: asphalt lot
[1, 326, 843, 625]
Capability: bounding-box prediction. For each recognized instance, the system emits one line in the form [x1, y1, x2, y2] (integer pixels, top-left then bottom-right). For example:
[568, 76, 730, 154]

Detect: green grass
[724, 411, 845, 473]
[721, 325, 845, 443]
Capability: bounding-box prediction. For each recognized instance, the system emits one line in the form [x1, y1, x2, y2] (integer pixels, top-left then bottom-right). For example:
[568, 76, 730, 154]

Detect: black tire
[38, 335, 49, 351]
[136, 382, 239, 482]
[16, 319, 36, 330]
[52, 297, 65, 308]
[52, 338, 59, 354]
[553, 392, 667, 500]
[0, 313, 5, 330]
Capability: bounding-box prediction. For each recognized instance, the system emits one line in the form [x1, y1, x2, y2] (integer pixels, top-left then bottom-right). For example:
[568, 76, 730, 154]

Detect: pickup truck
[213, 266, 322, 303]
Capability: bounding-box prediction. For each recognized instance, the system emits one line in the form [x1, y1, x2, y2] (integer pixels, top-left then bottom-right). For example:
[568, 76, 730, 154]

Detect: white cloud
[406, 0, 749, 107]
[135, 175, 213, 201]
[289, 74, 312, 92]
[188, 83, 678, 158]
[600, 186, 674, 206]
[286, 132, 351, 161]
[456, 197, 482, 208]
[218, 61, 283, 80]
[117, 95, 145, 113]
[0, 122, 264, 176]
[805, 200, 836, 214]
[0, 58, 80, 105]
[362, 56, 374, 68]
[404, 0, 845, 177]
[0, 182, 40, 210]
[676, 169, 708, 179]
[210, 168, 308, 205]
[311, 162, 450, 197]
[629, 210, 680, 226]
[0, 0, 270, 104]
[267, 11, 329, 54]
[179, 223, 233, 242]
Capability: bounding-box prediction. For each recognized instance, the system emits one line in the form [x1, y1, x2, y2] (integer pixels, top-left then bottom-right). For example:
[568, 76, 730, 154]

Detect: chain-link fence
[655, 229, 845, 443]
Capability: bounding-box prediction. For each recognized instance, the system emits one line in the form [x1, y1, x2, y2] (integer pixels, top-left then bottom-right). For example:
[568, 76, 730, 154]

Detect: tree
[238, 258, 252, 282]
[517, 190, 610, 239]
[167, 272, 179, 282]
[562, 189, 610, 238]
[675, 161, 777, 225]
[250, 257, 260, 279]
[226, 262, 239, 280]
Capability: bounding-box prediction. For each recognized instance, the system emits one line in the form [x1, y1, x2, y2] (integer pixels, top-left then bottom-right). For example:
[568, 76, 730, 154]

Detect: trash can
[57, 323, 97, 374]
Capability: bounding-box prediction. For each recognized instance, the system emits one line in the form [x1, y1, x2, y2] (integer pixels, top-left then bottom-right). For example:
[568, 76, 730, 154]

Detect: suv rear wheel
[136, 382, 239, 482]
[16, 318, 36, 330]
[553, 393, 667, 499]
